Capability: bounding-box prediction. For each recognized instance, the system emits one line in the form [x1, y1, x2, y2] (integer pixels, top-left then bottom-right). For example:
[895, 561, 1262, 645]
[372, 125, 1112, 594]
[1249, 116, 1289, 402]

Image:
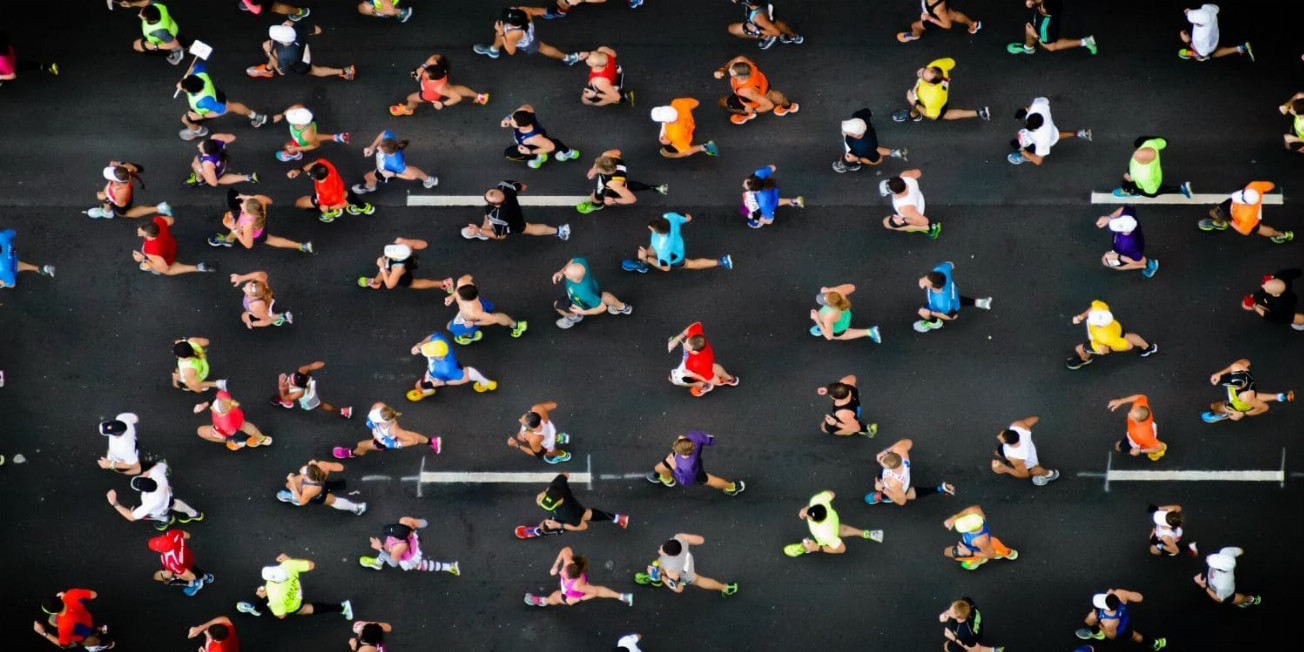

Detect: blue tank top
[513, 120, 546, 146]
[1097, 604, 1130, 634]
[201, 140, 227, 177]
[424, 334, 461, 378]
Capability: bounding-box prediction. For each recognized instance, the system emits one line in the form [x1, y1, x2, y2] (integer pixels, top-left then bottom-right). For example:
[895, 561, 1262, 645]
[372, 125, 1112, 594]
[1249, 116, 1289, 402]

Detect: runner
[633, 533, 739, 596]
[350, 130, 439, 196]
[525, 547, 633, 607]
[809, 284, 882, 343]
[178, 60, 270, 141]
[286, 159, 375, 223]
[194, 389, 273, 450]
[645, 431, 745, 496]
[666, 322, 739, 397]
[615, 634, 643, 651]
[1065, 300, 1158, 369]
[864, 439, 957, 506]
[97, 413, 142, 476]
[229, 271, 291, 328]
[33, 588, 114, 651]
[172, 337, 227, 393]
[817, 375, 877, 437]
[123, 0, 187, 65]
[1242, 269, 1304, 330]
[913, 262, 992, 333]
[0, 228, 55, 289]
[580, 47, 630, 106]
[652, 99, 719, 159]
[942, 505, 1019, 570]
[462, 181, 571, 241]
[246, 24, 355, 81]
[741, 164, 802, 228]
[621, 212, 731, 273]
[713, 55, 798, 125]
[390, 54, 489, 116]
[898, 0, 981, 43]
[892, 58, 989, 123]
[543, 0, 644, 20]
[333, 402, 443, 458]
[106, 460, 205, 530]
[87, 161, 172, 219]
[1111, 137, 1192, 198]
[277, 459, 366, 514]
[1074, 589, 1167, 650]
[1200, 358, 1294, 423]
[0, 31, 59, 84]
[272, 105, 348, 163]
[185, 615, 239, 652]
[576, 150, 666, 214]
[1008, 97, 1091, 165]
[1107, 394, 1167, 461]
[784, 490, 883, 557]
[272, 361, 352, 418]
[1146, 503, 1195, 557]
[185, 135, 258, 188]
[444, 273, 528, 344]
[508, 401, 572, 464]
[938, 597, 1004, 652]
[989, 416, 1060, 486]
[148, 529, 213, 597]
[1095, 206, 1158, 277]
[833, 109, 907, 173]
[1008, 0, 1097, 55]
[357, 0, 413, 22]
[1198, 181, 1293, 243]
[239, 1, 311, 20]
[406, 332, 498, 401]
[551, 256, 633, 329]
[236, 555, 353, 620]
[473, 8, 582, 64]
[516, 472, 628, 538]
[358, 239, 452, 291]
[1194, 547, 1261, 607]
[501, 104, 580, 168]
[207, 190, 313, 253]
[881, 169, 939, 237]
[727, 0, 803, 49]
[133, 216, 217, 276]
[1179, 4, 1253, 61]
[349, 621, 394, 652]
[1280, 92, 1304, 152]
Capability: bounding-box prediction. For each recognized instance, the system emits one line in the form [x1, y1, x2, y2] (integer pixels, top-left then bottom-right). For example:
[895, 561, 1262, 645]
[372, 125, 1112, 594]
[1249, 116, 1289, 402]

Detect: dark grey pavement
[2, 1, 1302, 650]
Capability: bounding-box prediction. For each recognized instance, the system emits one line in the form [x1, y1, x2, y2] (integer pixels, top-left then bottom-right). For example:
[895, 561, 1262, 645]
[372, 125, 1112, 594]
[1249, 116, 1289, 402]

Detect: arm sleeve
[196, 96, 223, 112]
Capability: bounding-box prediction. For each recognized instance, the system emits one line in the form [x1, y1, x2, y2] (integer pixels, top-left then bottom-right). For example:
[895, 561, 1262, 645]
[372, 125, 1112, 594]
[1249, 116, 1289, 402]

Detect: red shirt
[682, 322, 716, 381]
[310, 159, 346, 207]
[56, 589, 95, 646]
[142, 216, 177, 265]
[206, 626, 240, 652]
[588, 56, 619, 86]
[149, 530, 194, 575]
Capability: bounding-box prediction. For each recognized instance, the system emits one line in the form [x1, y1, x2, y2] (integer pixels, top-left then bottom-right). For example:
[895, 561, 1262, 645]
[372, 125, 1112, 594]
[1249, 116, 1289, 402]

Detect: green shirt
[806, 491, 841, 548]
[1129, 138, 1167, 195]
[264, 559, 311, 616]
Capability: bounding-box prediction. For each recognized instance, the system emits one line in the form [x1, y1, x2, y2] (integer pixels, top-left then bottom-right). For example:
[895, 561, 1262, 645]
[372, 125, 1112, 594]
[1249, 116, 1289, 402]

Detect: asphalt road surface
[1, 1, 1301, 650]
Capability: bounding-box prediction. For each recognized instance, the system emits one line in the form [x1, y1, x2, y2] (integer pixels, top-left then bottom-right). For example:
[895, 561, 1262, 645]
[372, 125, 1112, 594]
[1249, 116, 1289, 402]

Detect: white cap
[262, 565, 290, 582]
[1108, 216, 1138, 233]
[1092, 593, 1112, 610]
[284, 107, 313, 125]
[103, 166, 124, 182]
[1151, 510, 1171, 527]
[1206, 553, 1237, 572]
[650, 106, 678, 123]
[878, 179, 892, 197]
[1232, 188, 1260, 205]
[368, 407, 387, 424]
[815, 292, 828, 306]
[841, 118, 867, 136]
[117, 412, 140, 425]
[383, 244, 412, 261]
[268, 25, 296, 44]
[1086, 309, 1114, 327]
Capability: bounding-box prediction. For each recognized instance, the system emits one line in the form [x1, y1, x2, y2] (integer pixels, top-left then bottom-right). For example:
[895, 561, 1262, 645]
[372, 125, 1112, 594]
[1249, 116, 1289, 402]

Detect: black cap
[100, 420, 128, 436]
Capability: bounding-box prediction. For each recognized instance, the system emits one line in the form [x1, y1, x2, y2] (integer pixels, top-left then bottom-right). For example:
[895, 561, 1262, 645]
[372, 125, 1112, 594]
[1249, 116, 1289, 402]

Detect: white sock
[331, 497, 360, 511]
[465, 367, 489, 384]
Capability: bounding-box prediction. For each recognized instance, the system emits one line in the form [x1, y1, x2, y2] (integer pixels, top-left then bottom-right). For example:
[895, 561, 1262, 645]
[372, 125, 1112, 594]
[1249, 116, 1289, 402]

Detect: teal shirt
[565, 258, 602, 309]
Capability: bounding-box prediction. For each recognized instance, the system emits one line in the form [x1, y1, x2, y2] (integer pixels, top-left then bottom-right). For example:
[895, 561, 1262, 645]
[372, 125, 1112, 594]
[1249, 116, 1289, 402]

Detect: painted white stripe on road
[418, 471, 593, 483]
[361, 475, 393, 482]
[599, 473, 650, 480]
[407, 195, 588, 207]
[1090, 192, 1284, 205]
[1079, 469, 1286, 482]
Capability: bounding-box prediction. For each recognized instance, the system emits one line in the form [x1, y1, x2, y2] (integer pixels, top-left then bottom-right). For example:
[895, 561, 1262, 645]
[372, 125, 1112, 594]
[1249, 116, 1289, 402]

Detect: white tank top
[883, 459, 912, 491]
[509, 22, 535, 49]
[523, 420, 558, 450]
[892, 177, 924, 216]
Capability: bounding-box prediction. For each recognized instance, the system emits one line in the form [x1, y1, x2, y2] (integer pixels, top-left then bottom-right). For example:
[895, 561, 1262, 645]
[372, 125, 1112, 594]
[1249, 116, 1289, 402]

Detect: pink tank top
[560, 569, 586, 599]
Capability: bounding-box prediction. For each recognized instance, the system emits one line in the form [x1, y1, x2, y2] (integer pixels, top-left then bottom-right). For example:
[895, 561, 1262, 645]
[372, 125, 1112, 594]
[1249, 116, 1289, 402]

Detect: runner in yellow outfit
[1065, 300, 1157, 370]
[784, 490, 882, 557]
[892, 58, 988, 123]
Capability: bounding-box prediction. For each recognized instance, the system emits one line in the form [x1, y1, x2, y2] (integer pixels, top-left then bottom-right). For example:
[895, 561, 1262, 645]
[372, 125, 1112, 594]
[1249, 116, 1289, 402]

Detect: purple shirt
[1112, 224, 1145, 260]
[672, 431, 714, 486]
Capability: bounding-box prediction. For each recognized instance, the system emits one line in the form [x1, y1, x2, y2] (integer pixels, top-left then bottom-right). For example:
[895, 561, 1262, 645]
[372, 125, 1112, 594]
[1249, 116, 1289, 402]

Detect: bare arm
[1011, 415, 1040, 429]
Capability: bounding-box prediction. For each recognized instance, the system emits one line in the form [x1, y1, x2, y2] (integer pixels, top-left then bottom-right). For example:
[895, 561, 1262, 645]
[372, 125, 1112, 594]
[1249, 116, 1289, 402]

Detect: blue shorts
[448, 299, 495, 336]
[0, 265, 16, 287]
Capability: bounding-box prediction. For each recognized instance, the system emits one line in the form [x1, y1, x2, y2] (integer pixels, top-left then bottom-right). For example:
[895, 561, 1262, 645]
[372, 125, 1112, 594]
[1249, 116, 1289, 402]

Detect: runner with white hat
[1065, 300, 1157, 370]
[1075, 589, 1166, 649]
[1194, 547, 1261, 607]
[272, 104, 349, 162]
[247, 23, 355, 81]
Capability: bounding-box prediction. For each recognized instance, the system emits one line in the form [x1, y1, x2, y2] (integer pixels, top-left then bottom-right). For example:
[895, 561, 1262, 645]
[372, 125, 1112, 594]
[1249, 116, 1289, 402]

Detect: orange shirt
[1230, 181, 1274, 236]
[729, 67, 770, 107]
[664, 98, 699, 151]
[1126, 395, 1160, 449]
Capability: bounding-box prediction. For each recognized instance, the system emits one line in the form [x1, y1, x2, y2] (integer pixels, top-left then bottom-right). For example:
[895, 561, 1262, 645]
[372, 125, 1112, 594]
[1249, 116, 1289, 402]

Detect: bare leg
[308, 65, 347, 77]
[682, 257, 722, 270]
[941, 108, 979, 120]
[522, 223, 560, 236]
[162, 262, 203, 276]
[124, 205, 160, 218]
[264, 234, 307, 250]
[1122, 333, 1149, 348]
[224, 101, 256, 118]
[536, 43, 570, 61]
[833, 328, 874, 341]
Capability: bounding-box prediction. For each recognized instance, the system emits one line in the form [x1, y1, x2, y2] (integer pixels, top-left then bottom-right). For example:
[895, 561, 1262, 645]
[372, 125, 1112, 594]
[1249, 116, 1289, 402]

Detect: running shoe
[473, 381, 498, 393]
[864, 529, 885, 543]
[544, 6, 567, 18]
[575, 201, 602, 214]
[722, 583, 739, 596]
[301, 242, 314, 254]
[177, 511, 205, 524]
[773, 103, 799, 116]
[757, 36, 777, 50]
[615, 514, 629, 528]
[1065, 355, 1093, 370]
[352, 503, 367, 516]
[556, 224, 571, 240]
[746, 218, 764, 229]
[545, 451, 572, 464]
[397, 6, 413, 22]
[1271, 231, 1294, 244]
[868, 326, 882, 344]
[862, 423, 878, 438]
[179, 126, 209, 141]
[352, 184, 377, 195]
[47, 63, 59, 75]
[620, 593, 634, 607]
[182, 579, 207, 597]
[832, 160, 852, 173]
[1111, 187, 1136, 198]
[645, 472, 676, 487]
[1007, 152, 1028, 165]
[289, 7, 310, 21]
[978, 106, 991, 121]
[723, 480, 745, 496]
[276, 150, 303, 162]
[156, 201, 173, 216]
[319, 209, 342, 223]
[975, 297, 992, 310]
[167, 49, 185, 65]
[1180, 182, 1192, 198]
[1082, 35, 1097, 55]
[1279, 391, 1296, 402]
[607, 303, 633, 316]
[527, 153, 549, 169]
[446, 562, 461, 576]
[423, 176, 439, 189]
[86, 207, 114, 219]
[723, 375, 740, 387]
[1198, 218, 1228, 231]
[1151, 639, 1167, 650]
[341, 65, 356, 81]
[1075, 626, 1104, 638]
[454, 330, 484, 346]
[333, 447, 356, 459]
[208, 234, 234, 248]
[702, 141, 719, 157]
[39, 265, 55, 277]
[246, 64, 275, 78]
[236, 601, 262, 616]
[912, 319, 943, 333]
[1077, 129, 1093, 141]
[689, 384, 714, 397]
[1031, 469, 1060, 486]
[359, 556, 384, 570]
[184, 172, 203, 187]
[341, 406, 353, 419]
[780, 34, 804, 45]
[969, 20, 981, 34]
[333, 133, 350, 144]
[864, 492, 885, 505]
[1201, 411, 1229, 423]
[1142, 259, 1159, 278]
[346, 203, 376, 215]
[1237, 596, 1262, 608]
[562, 53, 582, 66]
[927, 223, 942, 239]
[556, 315, 582, 329]
[510, 321, 529, 338]
[558, 149, 580, 161]
[730, 112, 757, 125]
[960, 558, 988, 570]
[390, 104, 414, 116]
[523, 594, 548, 607]
[1242, 42, 1254, 62]
[1007, 43, 1035, 55]
[891, 148, 908, 160]
[720, 255, 734, 270]
[251, 113, 268, 128]
[196, 262, 218, 273]
[622, 259, 650, 273]
[153, 515, 176, 530]
[474, 93, 491, 105]
[472, 45, 499, 59]
[896, 32, 919, 43]
[1178, 48, 1203, 60]
[628, 0, 643, 7]
[340, 600, 353, 620]
[276, 489, 296, 503]
[891, 109, 912, 123]
[1139, 343, 1159, 357]
[784, 542, 811, 557]
[654, 184, 669, 195]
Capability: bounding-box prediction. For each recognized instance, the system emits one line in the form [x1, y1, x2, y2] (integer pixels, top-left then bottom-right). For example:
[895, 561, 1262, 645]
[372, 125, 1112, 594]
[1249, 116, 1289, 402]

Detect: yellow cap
[421, 339, 449, 358]
[954, 513, 984, 533]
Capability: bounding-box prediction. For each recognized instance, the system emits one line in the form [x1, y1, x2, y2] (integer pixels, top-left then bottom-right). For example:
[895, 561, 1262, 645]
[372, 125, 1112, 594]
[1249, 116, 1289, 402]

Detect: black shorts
[555, 292, 595, 313]
[661, 144, 682, 154]
[1034, 15, 1060, 43]
[504, 145, 532, 161]
[726, 94, 748, 111]
[309, 479, 347, 504]
[852, 147, 882, 164]
[286, 60, 311, 75]
[109, 198, 134, 217]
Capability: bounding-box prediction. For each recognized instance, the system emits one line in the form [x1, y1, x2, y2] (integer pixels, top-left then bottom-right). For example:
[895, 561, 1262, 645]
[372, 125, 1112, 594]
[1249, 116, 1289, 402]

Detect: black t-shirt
[844, 108, 880, 157]
[546, 474, 586, 525]
[945, 597, 983, 645]
[829, 386, 862, 423]
[1253, 269, 1300, 324]
[485, 181, 526, 233]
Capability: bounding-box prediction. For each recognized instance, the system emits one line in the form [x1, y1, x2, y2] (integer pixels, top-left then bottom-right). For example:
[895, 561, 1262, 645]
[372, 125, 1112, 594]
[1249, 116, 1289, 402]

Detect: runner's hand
[106, 489, 118, 505]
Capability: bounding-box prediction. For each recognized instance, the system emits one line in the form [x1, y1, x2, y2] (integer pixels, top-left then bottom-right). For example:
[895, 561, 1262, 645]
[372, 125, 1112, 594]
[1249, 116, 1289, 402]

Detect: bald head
[484, 188, 505, 205]
[1133, 147, 1157, 164]
[1263, 278, 1287, 296]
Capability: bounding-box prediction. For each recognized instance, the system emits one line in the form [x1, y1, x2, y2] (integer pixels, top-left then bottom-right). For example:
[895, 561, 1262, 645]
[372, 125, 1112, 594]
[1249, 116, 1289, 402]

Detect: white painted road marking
[404, 455, 596, 489]
[1082, 448, 1287, 491]
[1090, 192, 1284, 205]
[408, 195, 588, 207]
